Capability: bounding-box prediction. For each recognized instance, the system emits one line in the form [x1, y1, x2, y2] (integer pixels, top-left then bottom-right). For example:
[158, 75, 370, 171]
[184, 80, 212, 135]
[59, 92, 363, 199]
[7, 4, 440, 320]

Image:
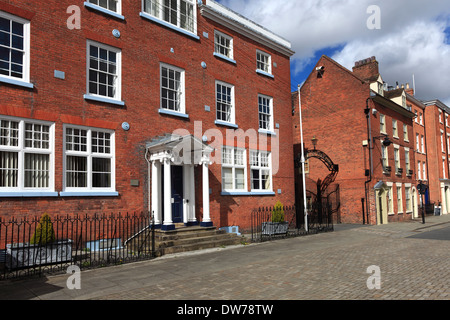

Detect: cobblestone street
[0, 215, 449, 301]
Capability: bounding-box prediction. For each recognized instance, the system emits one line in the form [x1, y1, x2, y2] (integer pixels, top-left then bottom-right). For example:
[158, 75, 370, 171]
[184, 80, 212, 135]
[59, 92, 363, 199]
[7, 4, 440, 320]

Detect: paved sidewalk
[0, 214, 449, 300]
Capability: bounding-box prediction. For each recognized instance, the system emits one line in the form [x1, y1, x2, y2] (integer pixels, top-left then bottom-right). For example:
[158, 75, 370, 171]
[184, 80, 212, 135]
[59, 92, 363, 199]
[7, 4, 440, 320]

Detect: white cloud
[217, 0, 450, 103]
[332, 19, 450, 103]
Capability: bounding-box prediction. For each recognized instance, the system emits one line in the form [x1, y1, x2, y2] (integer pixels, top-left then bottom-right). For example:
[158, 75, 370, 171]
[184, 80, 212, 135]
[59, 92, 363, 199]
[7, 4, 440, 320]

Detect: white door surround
[145, 134, 214, 231]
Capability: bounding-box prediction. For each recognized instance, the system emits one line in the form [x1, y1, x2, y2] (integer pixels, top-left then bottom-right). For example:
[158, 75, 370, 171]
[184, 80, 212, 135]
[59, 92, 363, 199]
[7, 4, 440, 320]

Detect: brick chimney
[352, 56, 379, 80]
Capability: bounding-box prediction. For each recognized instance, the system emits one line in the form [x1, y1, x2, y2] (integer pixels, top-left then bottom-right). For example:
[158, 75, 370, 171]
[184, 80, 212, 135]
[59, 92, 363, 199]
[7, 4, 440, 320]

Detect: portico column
[188, 164, 197, 225]
[162, 156, 175, 231]
[200, 158, 213, 227]
[151, 160, 162, 226]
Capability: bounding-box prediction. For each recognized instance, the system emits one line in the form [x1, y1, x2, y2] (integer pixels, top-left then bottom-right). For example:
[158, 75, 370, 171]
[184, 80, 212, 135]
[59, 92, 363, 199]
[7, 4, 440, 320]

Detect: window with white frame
[414, 110, 418, 123]
[221, 147, 246, 192]
[0, 12, 30, 83]
[392, 120, 398, 138]
[380, 114, 386, 133]
[403, 124, 408, 141]
[143, 0, 196, 34]
[397, 185, 403, 213]
[447, 134, 450, 154]
[214, 30, 233, 60]
[416, 133, 420, 152]
[160, 63, 185, 114]
[0, 117, 54, 192]
[256, 50, 271, 75]
[417, 161, 422, 180]
[441, 131, 445, 153]
[387, 186, 393, 214]
[64, 126, 115, 191]
[250, 150, 272, 192]
[394, 146, 400, 174]
[419, 112, 423, 125]
[421, 135, 425, 153]
[405, 186, 411, 212]
[423, 161, 426, 180]
[439, 110, 442, 123]
[87, 41, 121, 101]
[216, 81, 235, 124]
[381, 143, 389, 171]
[258, 95, 273, 132]
[88, 0, 121, 13]
[405, 149, 410, 172]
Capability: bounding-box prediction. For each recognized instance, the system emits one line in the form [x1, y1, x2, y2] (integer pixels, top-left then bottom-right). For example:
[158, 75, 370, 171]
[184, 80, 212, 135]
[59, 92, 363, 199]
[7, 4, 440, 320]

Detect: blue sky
[216, 0, 450, 104]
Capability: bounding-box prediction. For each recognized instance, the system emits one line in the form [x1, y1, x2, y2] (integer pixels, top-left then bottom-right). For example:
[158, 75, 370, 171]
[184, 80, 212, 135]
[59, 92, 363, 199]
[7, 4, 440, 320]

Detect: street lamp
[311, 136, 318, 150]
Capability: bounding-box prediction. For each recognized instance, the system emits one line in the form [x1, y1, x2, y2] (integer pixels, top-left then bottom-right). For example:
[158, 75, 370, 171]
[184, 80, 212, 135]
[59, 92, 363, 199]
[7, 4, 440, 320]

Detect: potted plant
[6, 213, 73, 269]
[261, 201, 289, 236]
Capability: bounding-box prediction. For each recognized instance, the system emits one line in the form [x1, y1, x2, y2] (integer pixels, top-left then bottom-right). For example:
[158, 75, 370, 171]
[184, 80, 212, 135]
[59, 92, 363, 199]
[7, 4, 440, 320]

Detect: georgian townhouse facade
[406, 86, 427, 219]
[0, 0, 295, 231]
[292, 56, 417, 225]
[423, 99, 450, 215]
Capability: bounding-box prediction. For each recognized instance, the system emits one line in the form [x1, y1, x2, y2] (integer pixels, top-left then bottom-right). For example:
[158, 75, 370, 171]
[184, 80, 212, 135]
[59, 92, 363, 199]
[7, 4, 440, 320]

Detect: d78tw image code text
[177, 304, 274, 317]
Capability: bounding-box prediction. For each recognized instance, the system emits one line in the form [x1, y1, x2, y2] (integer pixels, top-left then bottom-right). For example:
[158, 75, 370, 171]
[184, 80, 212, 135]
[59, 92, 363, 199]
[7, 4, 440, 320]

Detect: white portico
[145, 134, 214, 231]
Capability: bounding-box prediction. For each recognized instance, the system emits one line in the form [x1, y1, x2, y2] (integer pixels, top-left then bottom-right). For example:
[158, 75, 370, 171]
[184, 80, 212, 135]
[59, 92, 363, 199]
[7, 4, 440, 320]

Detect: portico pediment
[146, 134, 214, 165]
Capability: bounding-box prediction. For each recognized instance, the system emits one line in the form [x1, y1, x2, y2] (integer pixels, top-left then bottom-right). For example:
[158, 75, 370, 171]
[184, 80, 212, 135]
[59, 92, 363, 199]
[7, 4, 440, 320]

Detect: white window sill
[139, 12, 199, 40]
[221, 191, 275, 196]
[213, 52, 236, 64]
[215, 120, 238, 129]
[84, 94, 125, 106]
[60, 191, 119, 197]
[159, 109, 189, 119]
[0, 76, 34, 89]
[84, 2, 125, 20]
[256, 69, 274, 79]
[0, 192, 58, 197]
[258, 128, 277, 136]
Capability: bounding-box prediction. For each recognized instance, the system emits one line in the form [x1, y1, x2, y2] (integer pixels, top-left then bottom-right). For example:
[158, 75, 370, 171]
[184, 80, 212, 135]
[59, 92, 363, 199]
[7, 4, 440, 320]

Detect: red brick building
[292, 56, 417, 225]
[407, 86, 427, 218]
[0, 0, 295, 231]
[423, 99, 450, 214]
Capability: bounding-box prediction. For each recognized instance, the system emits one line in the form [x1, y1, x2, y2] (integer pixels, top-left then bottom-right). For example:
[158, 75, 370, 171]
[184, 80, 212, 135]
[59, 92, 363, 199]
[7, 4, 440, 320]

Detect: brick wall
[0, 0, 295, 230]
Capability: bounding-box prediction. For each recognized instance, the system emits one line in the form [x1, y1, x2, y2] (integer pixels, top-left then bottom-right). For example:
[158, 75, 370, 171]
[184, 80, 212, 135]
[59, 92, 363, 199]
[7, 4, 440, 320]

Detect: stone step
[126, 226, 242, 256]
[159, 236, 242, 255]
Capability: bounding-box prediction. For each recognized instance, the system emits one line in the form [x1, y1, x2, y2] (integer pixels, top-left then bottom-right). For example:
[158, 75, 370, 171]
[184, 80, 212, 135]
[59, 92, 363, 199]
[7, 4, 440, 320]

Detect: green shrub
[30, 213, 56, 245]
[271, 201, 285, 223]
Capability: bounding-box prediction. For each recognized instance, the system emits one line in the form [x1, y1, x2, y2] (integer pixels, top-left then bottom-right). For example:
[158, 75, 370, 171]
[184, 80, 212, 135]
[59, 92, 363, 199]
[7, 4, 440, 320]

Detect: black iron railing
[251, 204, 334, 242]
[0, 213, 157, 280]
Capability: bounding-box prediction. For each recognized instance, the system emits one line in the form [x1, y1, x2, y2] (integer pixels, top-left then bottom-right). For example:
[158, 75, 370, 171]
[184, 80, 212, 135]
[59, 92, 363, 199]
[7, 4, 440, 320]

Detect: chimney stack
[352, 56, 379, 81]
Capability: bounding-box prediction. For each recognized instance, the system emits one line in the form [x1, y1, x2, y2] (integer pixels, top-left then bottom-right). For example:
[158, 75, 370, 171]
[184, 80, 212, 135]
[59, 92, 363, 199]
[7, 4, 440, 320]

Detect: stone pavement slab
[0, 214, 449, 301]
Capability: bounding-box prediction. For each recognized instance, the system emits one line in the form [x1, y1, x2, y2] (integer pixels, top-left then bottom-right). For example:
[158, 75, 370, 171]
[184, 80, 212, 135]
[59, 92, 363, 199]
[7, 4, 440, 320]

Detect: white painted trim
[62, 124, 116, 194]
[86, 40, 122, 102]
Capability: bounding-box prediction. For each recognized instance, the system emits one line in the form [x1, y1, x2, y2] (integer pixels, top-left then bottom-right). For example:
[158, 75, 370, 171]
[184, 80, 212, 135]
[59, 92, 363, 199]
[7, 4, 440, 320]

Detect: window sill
[256, 69, 274, 79]
[213, 52, 236, 64]
[84, 94, 125, 106]
[0, 77, 34, 89]
[221, 191, 275, 196]
[139, 12, 199, 40]
[84, 2, 125, 20]
[60, 191, 119, 197]
[0, 192, 58, 198]
[258, 128, 277, 136]
[215, 120, 238, 129]
[159, 109, 189, 119]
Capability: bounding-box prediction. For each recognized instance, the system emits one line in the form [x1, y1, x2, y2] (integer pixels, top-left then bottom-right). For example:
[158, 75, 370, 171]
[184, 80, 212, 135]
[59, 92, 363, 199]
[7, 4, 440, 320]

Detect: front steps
[127, 225, 243, 257]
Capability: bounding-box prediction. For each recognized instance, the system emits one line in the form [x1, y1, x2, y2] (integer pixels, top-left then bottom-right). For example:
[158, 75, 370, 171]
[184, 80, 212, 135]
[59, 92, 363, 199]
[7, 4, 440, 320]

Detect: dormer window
[377, 82, 383, 95]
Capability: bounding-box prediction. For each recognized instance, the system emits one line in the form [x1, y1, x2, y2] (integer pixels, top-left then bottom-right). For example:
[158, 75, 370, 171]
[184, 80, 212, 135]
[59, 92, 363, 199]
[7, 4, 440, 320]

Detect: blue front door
[171, 166, 183, 223]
